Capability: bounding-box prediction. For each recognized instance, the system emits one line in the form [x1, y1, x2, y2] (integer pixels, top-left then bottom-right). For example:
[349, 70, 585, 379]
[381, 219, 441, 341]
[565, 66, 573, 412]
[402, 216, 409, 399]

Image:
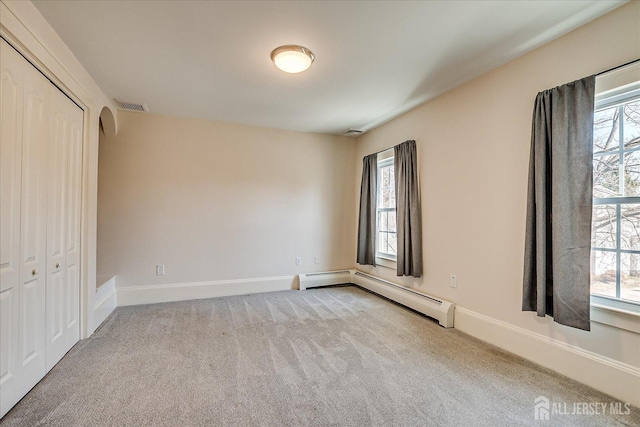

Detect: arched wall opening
[96, 106, 117, 291]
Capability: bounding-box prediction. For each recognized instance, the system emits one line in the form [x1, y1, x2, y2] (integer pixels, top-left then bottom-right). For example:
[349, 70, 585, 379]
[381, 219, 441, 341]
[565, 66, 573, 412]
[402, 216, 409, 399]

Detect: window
[591, 87, 640, 305]
[377, 155, 396, 259]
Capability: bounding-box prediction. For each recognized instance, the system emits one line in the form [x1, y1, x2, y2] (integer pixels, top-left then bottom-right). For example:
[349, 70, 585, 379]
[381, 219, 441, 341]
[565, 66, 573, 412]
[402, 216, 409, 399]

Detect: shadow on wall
[99, 106, 116, 138]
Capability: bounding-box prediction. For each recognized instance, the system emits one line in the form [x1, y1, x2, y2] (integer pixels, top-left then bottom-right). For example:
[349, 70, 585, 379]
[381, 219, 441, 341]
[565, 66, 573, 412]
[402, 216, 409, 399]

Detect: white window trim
[375, 254, 396, 269]
[376, 154, 397, 261]
[590, 295, 640, 333]
[591, 67, 640, 333]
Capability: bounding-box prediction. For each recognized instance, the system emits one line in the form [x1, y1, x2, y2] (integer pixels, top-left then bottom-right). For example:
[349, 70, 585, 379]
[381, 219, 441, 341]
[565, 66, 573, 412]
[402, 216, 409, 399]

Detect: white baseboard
[93, 276, 117, 332]
[454, 306, 640, 407]
[116, 275, 296, 307]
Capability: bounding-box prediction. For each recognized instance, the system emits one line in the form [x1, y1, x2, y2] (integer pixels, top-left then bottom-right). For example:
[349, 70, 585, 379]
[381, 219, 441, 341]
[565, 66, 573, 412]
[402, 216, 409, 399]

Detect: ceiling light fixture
[270, 45, 314, 74]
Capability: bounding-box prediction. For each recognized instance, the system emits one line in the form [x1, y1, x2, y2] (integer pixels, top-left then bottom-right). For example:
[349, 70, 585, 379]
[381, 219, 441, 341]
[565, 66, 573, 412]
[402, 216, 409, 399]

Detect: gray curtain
[357, 154, 377, 266]
[394, 140, 423, 277]
[522, 76, 595, 331]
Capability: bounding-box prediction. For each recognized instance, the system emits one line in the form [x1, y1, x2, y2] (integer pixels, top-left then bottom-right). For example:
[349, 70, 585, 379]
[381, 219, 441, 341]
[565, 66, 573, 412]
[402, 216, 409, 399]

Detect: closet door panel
[46, 88, 82, 368]
[0, 40, 24, 406]
[0, 289, 15, 387]
[0, 40, 22, 295]
[17, 50, 49, 393]
[0, 39, 48, 417]
[45, 88, 69, 371]
[64, 102, 82, 345]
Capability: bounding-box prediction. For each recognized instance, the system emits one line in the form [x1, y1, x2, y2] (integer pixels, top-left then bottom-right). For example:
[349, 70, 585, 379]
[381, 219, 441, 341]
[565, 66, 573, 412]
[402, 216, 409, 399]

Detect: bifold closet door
[45, 79, 82, 371]
[0, 38, 49, 417]
[1, 38, 83, 417]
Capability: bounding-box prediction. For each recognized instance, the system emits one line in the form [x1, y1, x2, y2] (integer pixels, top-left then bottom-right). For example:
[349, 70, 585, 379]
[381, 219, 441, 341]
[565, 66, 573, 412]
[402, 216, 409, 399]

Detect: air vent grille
[344, 129, 364, 137]
[116, 99, 148, 112]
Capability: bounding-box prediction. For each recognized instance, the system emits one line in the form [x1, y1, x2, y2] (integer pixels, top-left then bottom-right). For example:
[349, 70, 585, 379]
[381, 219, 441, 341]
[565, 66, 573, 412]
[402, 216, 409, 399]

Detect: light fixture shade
[271, 45, 314, 74]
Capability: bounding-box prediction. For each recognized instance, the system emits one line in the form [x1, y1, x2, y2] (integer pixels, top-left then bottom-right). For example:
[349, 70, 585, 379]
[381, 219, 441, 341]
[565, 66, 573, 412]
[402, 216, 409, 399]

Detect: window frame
[376, 154, 397, 262]
[591, 85, 640, 311]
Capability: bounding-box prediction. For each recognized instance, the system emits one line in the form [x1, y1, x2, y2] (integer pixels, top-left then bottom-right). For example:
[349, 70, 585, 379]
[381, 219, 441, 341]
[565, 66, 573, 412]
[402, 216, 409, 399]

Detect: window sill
[375, 256, 396, 270]
[590, 296, 640, 334]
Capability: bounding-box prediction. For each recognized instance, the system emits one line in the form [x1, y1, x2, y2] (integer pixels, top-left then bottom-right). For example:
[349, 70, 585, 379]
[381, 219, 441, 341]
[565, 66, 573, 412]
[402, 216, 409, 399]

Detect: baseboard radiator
[298, 269, 454, 328]
[298, 270, 352, 290]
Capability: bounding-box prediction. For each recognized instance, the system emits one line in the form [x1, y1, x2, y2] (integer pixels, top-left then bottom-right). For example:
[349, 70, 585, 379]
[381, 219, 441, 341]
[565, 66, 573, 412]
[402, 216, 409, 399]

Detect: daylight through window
[591, 90, 640, 304]
[377, 157, 397, 258]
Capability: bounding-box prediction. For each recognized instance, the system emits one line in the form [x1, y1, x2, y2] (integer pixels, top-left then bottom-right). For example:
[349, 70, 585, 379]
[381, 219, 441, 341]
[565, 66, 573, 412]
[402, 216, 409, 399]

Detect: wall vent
[344, 129, 364, 137]
[116, 99, 148, 112]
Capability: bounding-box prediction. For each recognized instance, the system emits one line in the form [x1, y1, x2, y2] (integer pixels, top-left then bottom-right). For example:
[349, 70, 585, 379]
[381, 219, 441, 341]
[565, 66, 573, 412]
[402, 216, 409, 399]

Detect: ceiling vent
[344, 129, 364, 137]
[116, 99, 149, 112]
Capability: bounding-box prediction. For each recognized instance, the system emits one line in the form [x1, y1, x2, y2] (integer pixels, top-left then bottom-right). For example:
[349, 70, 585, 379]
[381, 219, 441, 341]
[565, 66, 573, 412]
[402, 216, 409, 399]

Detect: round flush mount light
[270, 45, 315, 74]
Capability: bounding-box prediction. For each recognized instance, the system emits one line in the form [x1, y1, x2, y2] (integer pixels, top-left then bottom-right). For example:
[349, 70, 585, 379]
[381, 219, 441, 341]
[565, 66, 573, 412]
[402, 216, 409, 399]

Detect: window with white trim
[591, 85, 640, 306]
[377, 156, 397, 259]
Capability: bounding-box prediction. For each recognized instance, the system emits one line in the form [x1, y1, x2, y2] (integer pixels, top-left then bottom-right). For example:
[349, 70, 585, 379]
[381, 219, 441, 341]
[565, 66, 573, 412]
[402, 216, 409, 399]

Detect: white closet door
[63, 94, 82, 349]
[45, 85, 82, 370]
[0, 38, 83, 418]
[0, 39, 48, 416]
[0, 38, 25, 418]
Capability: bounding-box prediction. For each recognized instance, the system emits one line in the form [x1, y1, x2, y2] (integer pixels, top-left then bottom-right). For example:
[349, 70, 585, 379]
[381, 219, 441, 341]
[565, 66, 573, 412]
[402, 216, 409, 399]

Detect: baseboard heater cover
[298, 270, 352, 290]
[298, 270, 454, 328]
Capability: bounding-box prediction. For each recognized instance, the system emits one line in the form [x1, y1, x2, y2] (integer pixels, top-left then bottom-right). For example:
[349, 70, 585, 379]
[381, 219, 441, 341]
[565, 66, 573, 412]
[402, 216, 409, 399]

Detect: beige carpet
[1, 286, 638, 426]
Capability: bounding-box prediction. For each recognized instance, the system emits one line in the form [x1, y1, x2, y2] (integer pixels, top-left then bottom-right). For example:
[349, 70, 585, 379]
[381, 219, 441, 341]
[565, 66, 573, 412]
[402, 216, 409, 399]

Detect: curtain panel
[357, 154, 378, 266]
[395, 140, 423, 277]
[522, 76, 595, 331]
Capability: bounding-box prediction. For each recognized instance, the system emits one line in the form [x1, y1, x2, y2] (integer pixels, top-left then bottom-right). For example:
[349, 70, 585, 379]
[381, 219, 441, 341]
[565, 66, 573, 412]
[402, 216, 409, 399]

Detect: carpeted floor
[1, 286, 638, 426]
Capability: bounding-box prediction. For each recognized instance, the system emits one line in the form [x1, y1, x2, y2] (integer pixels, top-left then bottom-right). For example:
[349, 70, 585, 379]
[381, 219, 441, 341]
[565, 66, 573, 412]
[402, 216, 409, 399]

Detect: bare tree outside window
[377, 160, 397, 257]
[591, 98, 640, 303]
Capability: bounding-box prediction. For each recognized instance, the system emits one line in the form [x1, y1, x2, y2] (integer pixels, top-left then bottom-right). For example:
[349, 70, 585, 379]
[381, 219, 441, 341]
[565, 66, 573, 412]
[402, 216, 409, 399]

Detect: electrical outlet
[450, 274, 457, 288]
[314, 256, 320, 264]
[295, 257, 302, 266]
[156, 265, 165, 276]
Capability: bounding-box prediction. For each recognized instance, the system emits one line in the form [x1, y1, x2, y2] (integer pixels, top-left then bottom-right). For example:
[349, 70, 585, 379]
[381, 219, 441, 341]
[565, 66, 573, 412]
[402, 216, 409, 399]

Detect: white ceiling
[33, 0, 625, 135]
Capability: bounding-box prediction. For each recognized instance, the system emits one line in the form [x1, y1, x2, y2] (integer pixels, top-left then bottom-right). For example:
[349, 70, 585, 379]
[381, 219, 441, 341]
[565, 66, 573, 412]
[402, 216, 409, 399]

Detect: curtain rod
[367, 146, 395, 157]
[366, 139, 415, 158]
[596, 58, 640, 76]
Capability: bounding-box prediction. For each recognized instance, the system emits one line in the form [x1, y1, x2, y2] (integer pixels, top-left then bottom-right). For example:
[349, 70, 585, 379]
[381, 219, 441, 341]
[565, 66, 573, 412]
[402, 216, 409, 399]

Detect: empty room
[1, 0, 639, 425]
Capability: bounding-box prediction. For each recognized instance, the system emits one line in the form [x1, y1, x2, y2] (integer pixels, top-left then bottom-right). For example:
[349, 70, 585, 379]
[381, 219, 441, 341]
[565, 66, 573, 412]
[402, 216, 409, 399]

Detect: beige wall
[97, 112, 356, 287]
[95, 2, 638, 370]
[354, 2, 640, 367]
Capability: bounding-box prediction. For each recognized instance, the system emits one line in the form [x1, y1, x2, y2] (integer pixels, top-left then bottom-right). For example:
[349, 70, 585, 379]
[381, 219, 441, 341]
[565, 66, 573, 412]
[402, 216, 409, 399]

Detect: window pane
[383, 166, 390, 189]
[377, 168, 381, 204]
[623, 101, 640, 149]
[377, 167, 383, 205]
[388, 211, 396, 233]
[389, 186, 395, 208]
[387, 233, 397, 255]
[384, 186, 392, 208]
[593, 106, 619, 154]
[378, 232, 387, 254]
[380, 166, 391, 208]
[592, 204, 617, 249]
[621, 204, 640, 250]
[621, 253, 640, 302]
[378, 165, 394, 208]
[593, 154, 620, 197]
[378, 211, 387, 231]
[389, 166, 395, 207]
[624, 151, 640, 196]
[591, 250, 617, 298]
